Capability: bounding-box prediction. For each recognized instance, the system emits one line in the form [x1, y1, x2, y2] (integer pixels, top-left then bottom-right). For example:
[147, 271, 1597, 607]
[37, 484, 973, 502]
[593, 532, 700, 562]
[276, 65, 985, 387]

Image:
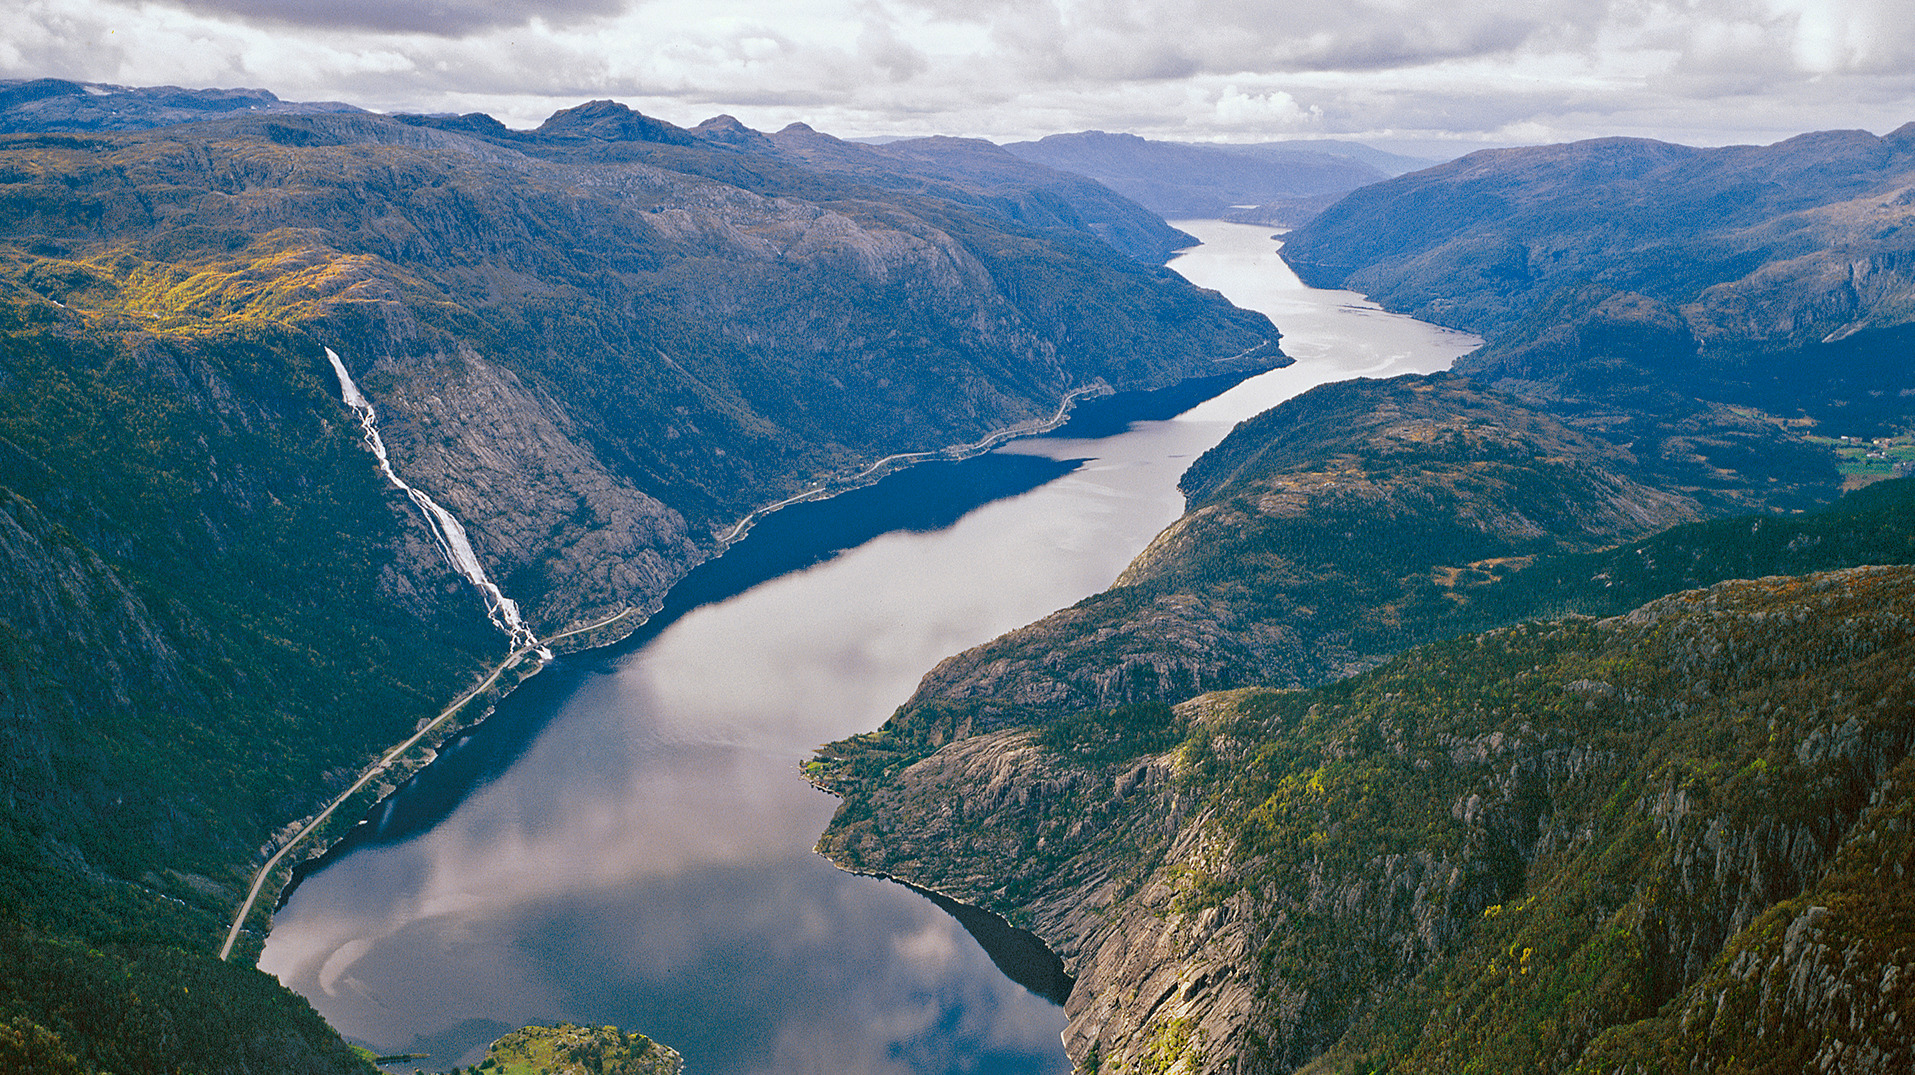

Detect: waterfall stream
[327, 348, 546, 657]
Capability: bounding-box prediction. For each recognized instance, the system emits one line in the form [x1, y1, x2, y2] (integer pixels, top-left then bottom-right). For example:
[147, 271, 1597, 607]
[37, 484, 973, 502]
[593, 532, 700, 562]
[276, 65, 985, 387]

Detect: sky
[3, 0, 1912, 152]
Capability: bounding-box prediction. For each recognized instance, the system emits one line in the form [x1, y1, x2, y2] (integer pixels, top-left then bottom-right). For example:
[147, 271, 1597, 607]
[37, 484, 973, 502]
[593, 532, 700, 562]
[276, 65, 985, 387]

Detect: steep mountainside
[893, 373, 1832, 721]
[0, 98, 1279, 1071]
[810, 370, 1915, 1073]
[817, 562, 1915, 1074]
[819, 123, 1915, 1074]
[751, 125, 1199, 263]
[1280, 125, 1915, 431]
[2, 104, 1278, 634]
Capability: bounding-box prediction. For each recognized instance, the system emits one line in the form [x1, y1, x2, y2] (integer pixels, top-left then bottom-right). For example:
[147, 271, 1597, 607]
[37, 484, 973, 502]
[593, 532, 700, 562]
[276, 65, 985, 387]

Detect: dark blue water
[287, 451, 1088, 872]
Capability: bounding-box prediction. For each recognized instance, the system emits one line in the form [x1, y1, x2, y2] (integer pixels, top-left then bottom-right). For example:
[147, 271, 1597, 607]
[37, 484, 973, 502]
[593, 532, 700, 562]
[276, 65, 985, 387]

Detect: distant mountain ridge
[0, 81, 1431, 234]
[1281, 124, 1915, 430]
[1003, 130, 1432, 223]
[0, 77, 364, 133]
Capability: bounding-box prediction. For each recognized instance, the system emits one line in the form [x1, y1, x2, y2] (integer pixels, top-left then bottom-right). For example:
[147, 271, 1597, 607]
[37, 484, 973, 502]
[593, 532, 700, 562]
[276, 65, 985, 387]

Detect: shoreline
[712, 339, 1280, 549]
[711, 380, 1118, 548]
[227, 361, 1279, 961]
[219, 606, 641, 961]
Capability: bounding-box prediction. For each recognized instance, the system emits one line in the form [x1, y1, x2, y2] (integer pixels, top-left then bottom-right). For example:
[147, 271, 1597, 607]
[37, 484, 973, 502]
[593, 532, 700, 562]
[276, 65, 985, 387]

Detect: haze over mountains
[0, 79, 1436, 230]
[3, 78, 1914, 1075]
[1004, 130, 1437, 225]
[0, 78, 365, 133]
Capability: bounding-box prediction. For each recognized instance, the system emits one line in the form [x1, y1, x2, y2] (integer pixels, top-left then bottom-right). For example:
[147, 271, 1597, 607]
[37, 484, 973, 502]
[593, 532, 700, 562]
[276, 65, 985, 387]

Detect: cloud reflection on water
[260, 223, 1480, 1074]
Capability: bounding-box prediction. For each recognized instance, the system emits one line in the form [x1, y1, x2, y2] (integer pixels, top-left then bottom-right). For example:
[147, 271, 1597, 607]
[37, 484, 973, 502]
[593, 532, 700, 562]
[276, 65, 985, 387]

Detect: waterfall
[327, 348, 548, 658]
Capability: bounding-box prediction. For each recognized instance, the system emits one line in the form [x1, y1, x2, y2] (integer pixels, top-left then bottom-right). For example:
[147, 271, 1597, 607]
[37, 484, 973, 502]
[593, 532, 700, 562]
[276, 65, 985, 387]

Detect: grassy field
[1809, 432, 1915, 489]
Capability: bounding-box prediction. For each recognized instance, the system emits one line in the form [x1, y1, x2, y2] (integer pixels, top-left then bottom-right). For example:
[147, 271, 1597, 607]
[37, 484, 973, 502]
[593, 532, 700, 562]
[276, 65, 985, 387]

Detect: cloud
[156, 0, 629, 36]
[3, 0, 1913, 145]
[1212, 85, 1315, 130]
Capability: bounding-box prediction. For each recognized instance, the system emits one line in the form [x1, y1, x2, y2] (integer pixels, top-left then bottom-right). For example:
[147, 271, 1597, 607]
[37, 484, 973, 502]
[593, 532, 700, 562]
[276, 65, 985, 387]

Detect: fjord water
[259, 222, 1478, 1073]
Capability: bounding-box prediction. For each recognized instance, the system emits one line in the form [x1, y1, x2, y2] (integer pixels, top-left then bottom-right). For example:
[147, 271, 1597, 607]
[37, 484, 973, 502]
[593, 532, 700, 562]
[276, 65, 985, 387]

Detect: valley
[253, 219, 1472, 1073]
[2, 92, 1913, 1075]
[0, 102, 1275, 1074]
[813, 132, 1915, 1073]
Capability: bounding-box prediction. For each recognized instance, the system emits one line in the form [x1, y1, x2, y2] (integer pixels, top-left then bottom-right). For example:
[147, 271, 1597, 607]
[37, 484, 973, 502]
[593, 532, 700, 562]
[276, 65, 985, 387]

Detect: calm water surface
[259, 222, 1478, 1073]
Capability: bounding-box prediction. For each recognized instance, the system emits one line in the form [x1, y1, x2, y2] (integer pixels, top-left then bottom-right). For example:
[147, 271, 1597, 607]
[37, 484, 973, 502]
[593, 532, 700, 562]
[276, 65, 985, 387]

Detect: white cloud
[3, 0, 1912, 145]
[1211, 84, 1315, 131]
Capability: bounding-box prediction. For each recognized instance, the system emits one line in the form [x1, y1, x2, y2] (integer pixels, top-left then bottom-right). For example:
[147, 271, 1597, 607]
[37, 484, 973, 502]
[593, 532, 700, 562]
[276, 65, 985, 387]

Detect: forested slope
[819, 554, 1915, 1074]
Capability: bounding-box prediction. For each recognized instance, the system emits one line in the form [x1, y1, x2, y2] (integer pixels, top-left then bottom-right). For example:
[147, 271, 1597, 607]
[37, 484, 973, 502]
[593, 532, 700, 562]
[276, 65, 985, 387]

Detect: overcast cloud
[3, 0, 1911, 150]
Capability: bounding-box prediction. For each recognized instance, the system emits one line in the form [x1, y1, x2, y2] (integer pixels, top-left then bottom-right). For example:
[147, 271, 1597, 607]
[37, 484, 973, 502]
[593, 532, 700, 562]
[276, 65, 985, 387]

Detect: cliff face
[817, 566, 1915, 1074]
[812, 349, 1912, 1073]
[0, 316, 473, 1075]
[806, 125, 1915, 1069]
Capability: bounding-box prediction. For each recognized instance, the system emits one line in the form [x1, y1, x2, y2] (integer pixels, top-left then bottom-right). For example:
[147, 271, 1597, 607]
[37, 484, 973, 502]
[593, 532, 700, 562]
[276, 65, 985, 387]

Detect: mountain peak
[534, 99, 695, 145]
[691, 113, 774, 151]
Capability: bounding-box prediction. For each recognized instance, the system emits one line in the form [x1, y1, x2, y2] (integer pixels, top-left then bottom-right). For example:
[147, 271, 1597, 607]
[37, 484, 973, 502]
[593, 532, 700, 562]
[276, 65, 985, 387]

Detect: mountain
[817, 559, 1915, 1074]
[882, 373, 1833, 723]
[1004, 131, 1394, 222]
[1224, 139, 1438, 177]
[0, 97, 1281, 1071]
[810, 122, 1915, 1073]
[0, 78, 364, 133]
[742, 125, 1201, 263]
[815, 471, 1915, 1073]
[1280, 125, 1915, 431]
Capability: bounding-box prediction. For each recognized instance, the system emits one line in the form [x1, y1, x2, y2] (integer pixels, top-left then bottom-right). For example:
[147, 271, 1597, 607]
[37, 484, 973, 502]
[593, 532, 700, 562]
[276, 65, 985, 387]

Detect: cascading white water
[327, 348, 547, 657]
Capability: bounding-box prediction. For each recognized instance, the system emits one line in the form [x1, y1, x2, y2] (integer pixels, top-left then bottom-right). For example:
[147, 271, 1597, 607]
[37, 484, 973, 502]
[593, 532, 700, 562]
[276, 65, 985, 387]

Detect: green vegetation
[1808, 430, 1915, 488]
[1280, 125, 1915, 434]
[0, 109, 1276, 533]
[0, 301, 505, 932]
[0, 921, 370, 1075]
[0, 303, 503, 1073]
[0, 101, 1278, 1072]
[897, 374, 1848, 714]
[1038, 702, 1187, 767]
[465, 1023, 680, 1075]
[817, 380, 1913, 1073]
[822, 566, 1915, 1073]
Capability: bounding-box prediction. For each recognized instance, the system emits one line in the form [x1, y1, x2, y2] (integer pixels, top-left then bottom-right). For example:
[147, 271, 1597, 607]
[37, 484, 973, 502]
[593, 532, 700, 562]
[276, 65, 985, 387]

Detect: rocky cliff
[807, 122, 1915, 1074]
[3, 105, 1277, 637]
[816, 565, 1915, 1074]
[811, 359, 1915, 1073]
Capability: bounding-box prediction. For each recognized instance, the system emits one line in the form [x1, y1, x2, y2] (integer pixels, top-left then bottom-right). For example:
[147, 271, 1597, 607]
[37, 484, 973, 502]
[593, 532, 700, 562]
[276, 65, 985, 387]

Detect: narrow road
[219, 606, 640, 961]
[716, 382, 1112, 545]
